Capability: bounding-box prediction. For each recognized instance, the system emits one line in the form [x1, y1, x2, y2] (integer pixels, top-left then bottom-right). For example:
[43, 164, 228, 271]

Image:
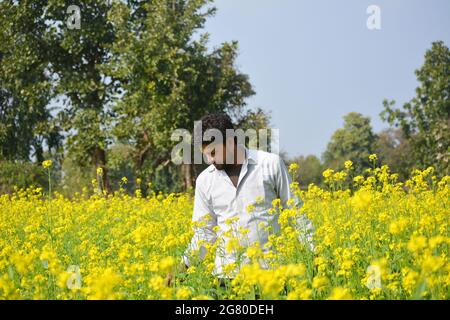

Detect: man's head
[194, 113, 237, 170]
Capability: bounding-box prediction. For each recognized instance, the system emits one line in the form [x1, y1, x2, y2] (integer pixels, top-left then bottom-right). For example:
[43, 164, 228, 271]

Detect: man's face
[201, 141, 232, 170]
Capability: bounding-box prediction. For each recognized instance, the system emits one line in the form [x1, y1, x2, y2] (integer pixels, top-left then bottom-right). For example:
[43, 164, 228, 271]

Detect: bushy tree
[0, 0, 61, 162]
[323, 112, 376, 174]
[381, 41, 450, 176]
[374, 128, 413, 180]
[288, 155, 323, 188]
[1, 0, 269, 193]
[111, 0, 268, 189]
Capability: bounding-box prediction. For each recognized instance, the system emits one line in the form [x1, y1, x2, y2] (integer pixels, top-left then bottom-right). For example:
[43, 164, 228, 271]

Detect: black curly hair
[194, 113, 235, 146]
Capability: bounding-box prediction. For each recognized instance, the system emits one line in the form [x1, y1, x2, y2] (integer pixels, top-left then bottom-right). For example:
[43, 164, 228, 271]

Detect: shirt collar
[206, 146, 257, 172]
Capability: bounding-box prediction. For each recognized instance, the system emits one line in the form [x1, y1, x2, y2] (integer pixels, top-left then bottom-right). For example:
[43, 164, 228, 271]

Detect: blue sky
[202, 0, 450, 158]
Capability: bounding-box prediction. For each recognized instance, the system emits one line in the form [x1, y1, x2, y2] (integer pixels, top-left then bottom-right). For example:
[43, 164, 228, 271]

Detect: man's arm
[182, 176, 218, 268]
[166, 177, 217, 286]
[274, 155, 315, 251]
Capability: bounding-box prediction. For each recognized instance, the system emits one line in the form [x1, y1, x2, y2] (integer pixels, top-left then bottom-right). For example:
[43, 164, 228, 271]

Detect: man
[166, 113, 313, 286]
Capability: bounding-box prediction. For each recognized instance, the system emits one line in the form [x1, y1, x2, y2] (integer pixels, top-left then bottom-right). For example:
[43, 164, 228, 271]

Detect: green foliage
[0, 0, 268, 193]
[106, 143, 135, 191]
[58, 154, 93, 197]
[0, 160, 47, 194]
[0, 0, 61, 162]
[381, 41, 450, 176]
[2, 1, 446, 194]
[323, 112, 376, 174]
[47, 0, 120, 191]
[374, 128, 413, 181]
[288, 155, 323, 188]
[110, 0, 267, 188]
[151, 164, 184, 194]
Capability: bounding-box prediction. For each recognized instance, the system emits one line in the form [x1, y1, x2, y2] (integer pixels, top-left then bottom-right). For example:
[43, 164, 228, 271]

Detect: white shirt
[182, 147, 314, 278]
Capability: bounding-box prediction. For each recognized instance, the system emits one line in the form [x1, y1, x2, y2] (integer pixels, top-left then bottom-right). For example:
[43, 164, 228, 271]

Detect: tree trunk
[93, 146, 111, 193]
[181, 163, 193, 190]
[134, 131, 152, 178]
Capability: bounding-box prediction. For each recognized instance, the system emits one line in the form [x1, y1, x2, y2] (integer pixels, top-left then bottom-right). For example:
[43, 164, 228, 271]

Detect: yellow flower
[42, 160, 53, 168]
[246, 246, 262, 260]
[176, 287, 192, 299]
[186, 266, 196, 274]
[353, 175, 364, 184]
[289, 163, 299, 173]
[57, 271, 71, 289]
[299, 289, 312, 300]
[246, 204, 256, 214]
[96, 167, 103, 176]
[344, 160, 353, 170]
[271, 198, 281, 208]
[421, 255, 445, 273]
[226, 238, 240, 253]
[223, 263, 237, 275]
[407, 235, 427, 253]
[333, 171, 347, 182]
[86, 268, 121, 300]
[388, 218, 409, 235]
[369, 154, 378, 162]
[0, 157, 449, 300]
[255, 196, 264, 204]
[10, 252, 34, 274]
[158, 256, 175, 273]
[401, 268, 419, 294]
[322, 168, 334, 180]
[149, 275, 165, 291]
[312, 276, 329, 289]
[328, 287, 352, 300]
[192, 295, 213, 300]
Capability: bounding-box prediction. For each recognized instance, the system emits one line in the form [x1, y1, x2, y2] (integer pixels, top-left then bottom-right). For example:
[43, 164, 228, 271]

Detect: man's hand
[164, 262, 188, 287]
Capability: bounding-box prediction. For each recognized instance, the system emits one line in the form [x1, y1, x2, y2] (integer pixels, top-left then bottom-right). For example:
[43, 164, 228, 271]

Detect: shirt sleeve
[274, 155, 315, 252]
[182, 176, 218, 267]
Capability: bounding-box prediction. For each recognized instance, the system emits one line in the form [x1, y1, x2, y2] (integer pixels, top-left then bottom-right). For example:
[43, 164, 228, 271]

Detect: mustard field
[0, 160, 448, 300]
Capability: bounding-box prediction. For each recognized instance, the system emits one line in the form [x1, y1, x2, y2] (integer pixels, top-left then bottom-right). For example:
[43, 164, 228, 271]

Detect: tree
[288, 155, 323, 188]
[374, 128, 413, 180]
[46, 0, 120, 192]
[111, 0, 267, 190]
[0, 160, 47, 194]
[323, 112, 376, 173]
[381, 41, 450, 176]
[1, 0, 121, 191]
[1, 0, 270, 194]
[0, 0, 61, 163]
[234, 108, 272, 138]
